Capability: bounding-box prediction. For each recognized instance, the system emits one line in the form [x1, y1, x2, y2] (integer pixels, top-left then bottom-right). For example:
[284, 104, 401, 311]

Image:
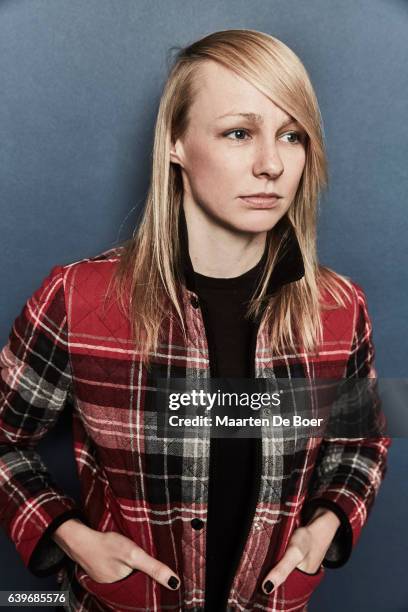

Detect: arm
[0, 265, 86, 577]
[300, 283, 391, 567]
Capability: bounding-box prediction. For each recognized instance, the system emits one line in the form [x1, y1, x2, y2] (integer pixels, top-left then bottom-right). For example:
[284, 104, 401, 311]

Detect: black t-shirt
[193, 253, 265, 612]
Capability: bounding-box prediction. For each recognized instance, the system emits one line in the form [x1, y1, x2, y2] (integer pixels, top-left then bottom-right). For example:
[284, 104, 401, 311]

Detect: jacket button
[191, 518, 204, 530]
[190, 296, 200, 309]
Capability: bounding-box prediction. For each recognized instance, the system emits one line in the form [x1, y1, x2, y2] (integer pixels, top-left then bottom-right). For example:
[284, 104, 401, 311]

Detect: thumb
[129, 545, 181, 591]
[261, 546, 302, 595]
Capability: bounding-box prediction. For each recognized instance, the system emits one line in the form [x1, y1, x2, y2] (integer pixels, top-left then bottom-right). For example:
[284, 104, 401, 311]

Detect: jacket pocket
[279, 565, 325, 609]
[75, 563, 150, 611]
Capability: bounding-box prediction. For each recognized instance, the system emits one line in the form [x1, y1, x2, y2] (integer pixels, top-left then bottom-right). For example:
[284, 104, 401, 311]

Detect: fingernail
[263, 580, 274, 594]
[168, 576, 179, 589]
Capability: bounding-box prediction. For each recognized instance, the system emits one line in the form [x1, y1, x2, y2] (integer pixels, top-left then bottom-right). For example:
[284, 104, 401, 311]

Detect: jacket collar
[178, 204, 305, 297]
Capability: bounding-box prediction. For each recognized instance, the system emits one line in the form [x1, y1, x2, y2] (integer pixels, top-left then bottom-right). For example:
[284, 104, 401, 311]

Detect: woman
[0, 29, 390, 612]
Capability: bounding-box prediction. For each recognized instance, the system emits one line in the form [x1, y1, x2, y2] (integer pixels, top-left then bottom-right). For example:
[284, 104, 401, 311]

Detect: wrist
[52, 518, 93, 559]
[305, 508, 341, 544]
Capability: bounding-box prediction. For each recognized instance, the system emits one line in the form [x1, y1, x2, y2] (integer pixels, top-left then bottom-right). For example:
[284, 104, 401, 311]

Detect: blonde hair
[107, 29, 353, 366]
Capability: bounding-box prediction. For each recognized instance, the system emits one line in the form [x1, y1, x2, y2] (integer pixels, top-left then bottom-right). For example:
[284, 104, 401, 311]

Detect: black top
[193, 252, 266, 612]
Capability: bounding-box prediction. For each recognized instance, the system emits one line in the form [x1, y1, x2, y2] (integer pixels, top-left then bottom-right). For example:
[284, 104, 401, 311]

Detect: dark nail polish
[263, 580, 274, 593]
[168, 576, 179, 589]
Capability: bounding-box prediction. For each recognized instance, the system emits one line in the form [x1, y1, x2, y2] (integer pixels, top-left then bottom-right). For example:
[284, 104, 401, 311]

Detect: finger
[261, 546, 304, 595]
[129, 546, 181, 591]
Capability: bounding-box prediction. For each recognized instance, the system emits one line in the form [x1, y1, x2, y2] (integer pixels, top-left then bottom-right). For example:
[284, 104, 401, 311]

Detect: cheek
[186, 145, 236, 195]
[284, 151, 306, 190]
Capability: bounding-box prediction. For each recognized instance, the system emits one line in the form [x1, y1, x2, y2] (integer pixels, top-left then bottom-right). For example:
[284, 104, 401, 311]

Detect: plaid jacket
[0, 219, 390, 612]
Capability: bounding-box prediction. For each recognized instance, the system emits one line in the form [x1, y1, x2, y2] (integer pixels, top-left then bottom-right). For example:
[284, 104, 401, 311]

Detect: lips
[240, 195, 282, 208]
[243, 193, 281, 198]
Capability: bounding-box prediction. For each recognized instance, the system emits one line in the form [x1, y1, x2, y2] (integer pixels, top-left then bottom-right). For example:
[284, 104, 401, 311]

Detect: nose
[253, 142, 284, 180]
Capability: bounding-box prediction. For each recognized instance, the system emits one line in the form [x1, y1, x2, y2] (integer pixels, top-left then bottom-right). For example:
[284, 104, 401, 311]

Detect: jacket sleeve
[0, 264, 87, 577]
[301, 282, 391, 568]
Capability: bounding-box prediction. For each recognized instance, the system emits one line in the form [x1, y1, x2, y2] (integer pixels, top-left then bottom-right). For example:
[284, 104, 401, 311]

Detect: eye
[280, 131, 304, 144]
[224, 128, 251, 141]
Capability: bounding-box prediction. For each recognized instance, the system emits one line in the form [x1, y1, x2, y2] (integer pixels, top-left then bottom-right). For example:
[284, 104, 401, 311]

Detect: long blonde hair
[107, 29, 353, 366]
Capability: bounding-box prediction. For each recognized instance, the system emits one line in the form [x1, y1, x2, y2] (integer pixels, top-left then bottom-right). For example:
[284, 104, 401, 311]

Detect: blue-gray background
[1, 1, 407, 610]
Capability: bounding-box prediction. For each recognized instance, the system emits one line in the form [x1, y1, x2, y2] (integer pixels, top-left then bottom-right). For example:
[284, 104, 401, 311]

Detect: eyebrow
[215, 112, 298, 127]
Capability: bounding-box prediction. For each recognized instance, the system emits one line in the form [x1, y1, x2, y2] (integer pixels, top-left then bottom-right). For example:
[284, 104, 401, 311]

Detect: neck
[183, 200, 267, 279]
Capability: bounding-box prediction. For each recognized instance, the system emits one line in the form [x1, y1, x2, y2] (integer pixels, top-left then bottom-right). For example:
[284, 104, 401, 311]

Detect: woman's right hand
[52, 518, 180, 591]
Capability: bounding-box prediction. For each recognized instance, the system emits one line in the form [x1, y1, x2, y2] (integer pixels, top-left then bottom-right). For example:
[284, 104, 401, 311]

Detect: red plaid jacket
[0, 225, 390, 611]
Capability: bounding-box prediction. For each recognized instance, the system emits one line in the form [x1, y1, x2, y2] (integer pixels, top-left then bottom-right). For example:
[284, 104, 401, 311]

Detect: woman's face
[170, 60, 307, 234]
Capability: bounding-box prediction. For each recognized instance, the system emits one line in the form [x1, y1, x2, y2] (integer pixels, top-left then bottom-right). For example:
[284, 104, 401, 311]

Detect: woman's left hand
[261, 507, 341, 595]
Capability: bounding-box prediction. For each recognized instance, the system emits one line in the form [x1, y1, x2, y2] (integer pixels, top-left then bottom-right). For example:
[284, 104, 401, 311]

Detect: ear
[169, 139, 185, 168]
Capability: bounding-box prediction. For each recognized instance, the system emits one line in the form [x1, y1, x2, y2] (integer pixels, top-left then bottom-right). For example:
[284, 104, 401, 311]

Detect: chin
[228, 211, 285, 234]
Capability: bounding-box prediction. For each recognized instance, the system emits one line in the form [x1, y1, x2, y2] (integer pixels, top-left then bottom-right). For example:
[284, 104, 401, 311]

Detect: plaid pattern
[0, 246, 390, 612]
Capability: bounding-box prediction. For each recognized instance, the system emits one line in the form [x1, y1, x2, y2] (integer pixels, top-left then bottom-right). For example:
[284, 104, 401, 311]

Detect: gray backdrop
[1, 1, 407, 611]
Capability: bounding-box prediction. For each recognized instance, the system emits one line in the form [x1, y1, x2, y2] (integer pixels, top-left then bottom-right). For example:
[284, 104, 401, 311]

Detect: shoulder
[43, 245, 127, 331]
[34, 246, 125, 317]
[316, 265, 372, 348]
[317, 264, 369, 311]
[54, 245, 124, 292]
[60, 245, 123, 275]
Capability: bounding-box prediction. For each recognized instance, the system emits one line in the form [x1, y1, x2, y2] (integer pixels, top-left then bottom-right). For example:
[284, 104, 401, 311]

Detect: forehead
[190, 60, 291, 123]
